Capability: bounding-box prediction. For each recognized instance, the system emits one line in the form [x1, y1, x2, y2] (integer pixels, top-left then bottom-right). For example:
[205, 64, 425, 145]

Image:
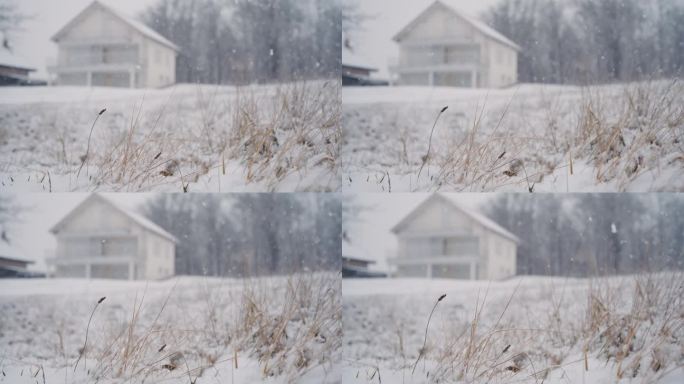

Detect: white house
[390, 194, 518, 280]
[49, 1, 178, 88]
[391, 0, 520, 88]
[48, 194, 176, 280]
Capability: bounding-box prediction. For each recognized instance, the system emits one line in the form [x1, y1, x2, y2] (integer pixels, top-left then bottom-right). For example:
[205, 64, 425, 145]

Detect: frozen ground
[0, 81, 340, 192]
[0, 274, 341, 383]
[342, 273, 684, 384]
[342, 81, 684, 192]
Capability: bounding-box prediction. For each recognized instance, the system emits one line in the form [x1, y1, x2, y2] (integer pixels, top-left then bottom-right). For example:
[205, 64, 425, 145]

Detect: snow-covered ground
[0, 274, 341, 383]
[0, 81, 340, 192]
[342, 81, 684, 192]
[342, 274, 684, 383]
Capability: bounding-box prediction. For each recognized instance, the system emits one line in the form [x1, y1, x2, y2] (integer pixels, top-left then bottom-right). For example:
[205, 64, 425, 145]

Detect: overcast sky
[2, 193, 151, 272]
[346, 0, 503, 77]
[12, 0, 159, 78]
[345, 193, 494, 272]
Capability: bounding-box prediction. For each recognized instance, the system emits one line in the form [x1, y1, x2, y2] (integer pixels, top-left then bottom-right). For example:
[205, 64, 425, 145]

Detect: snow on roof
[103, 196, 178, 243]
[342, 46, 378, 72]
[50, 194, 177, 243]
[52, 1, 179, 52]
[440, 195, 520, 243]
[393, 0, 521, 51]
[0, 45, 35, 71]
[391, 194, 520, 243]
[0, 242, 34, 264]
[342, 240, 375, 264]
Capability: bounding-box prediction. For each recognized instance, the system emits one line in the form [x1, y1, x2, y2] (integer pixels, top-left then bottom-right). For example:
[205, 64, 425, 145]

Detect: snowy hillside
[0, 274, 341, 383]
[342, 81, 684, 192]
[342, 274, 684, 383]
[0, 81, 340, 192]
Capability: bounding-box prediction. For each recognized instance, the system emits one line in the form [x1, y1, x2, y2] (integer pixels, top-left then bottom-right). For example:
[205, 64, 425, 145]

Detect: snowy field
[0, 80, 339, 192]
[342, 274, 684, 383]
[342, 81, 684, 192]
[0, 274, 341, 383]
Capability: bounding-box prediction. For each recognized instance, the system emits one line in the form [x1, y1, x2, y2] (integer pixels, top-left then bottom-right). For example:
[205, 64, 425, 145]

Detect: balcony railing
[393, 43, 481, 73]
[51, 43, 140, 73]
[47, 255, 136, 266]
[391, 254, 479, 265]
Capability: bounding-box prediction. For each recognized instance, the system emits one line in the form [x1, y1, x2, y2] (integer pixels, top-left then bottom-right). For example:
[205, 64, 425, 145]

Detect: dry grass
[583, 274, 683, 380]
[57, 273, 341, 383]
[397, 273, 683, 383]
[344, 79, 683, 192]
[575, 80, 684, 189]
[0, 80, 339, 192]
[238, 273, 342, 380]
[228, 81, 340, 189]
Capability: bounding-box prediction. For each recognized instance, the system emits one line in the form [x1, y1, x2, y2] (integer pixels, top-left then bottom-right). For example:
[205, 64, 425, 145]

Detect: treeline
[485, 194, 684, 277]
[140, 0, 341, 84]
[484, 0, 684, 84]
[143, 194, 341, 277]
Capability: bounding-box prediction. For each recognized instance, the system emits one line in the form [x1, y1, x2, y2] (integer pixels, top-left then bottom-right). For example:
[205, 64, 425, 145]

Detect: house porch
[393, 256, 479, 280]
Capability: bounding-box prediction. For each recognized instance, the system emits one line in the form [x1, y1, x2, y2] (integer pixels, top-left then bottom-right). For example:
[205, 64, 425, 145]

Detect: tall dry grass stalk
[401, 80, 683, 192]
[64, 273, 340, 383]
[398, 273, 683, 383]
[21, 81, 340, 191]
[228, 81, 340, 190]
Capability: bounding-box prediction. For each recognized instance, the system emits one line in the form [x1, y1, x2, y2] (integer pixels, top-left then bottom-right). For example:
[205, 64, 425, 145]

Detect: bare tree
[485, 194, 681, 277]
[0, 195, 22, 244]
[143, 194, 340, 277]
[0, 0, 28, 48]
[141, 0, 339, 84]
[484, 0, 684, 84]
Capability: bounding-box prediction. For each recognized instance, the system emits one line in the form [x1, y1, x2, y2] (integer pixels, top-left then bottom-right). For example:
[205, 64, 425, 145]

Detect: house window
[433, 264, 471, 279]
[434, 72, 472, 87]
[445, 45, 479, 64]
[63, 47, 93, 65]
[100, 237, 136, 256]
[407, 237, 441, 257]
[65, 238, 90, 258]
[407, 236, 479, 257]
[445, 237, 479, 255]
[397, 264, 427, 277]
[405, 46, 441, 66]
[102, 45, 138, 65]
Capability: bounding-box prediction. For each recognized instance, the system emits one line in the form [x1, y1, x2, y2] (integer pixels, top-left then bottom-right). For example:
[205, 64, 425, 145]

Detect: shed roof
[342, 46, 378, 72]
[0, 250, 34, 265]
[342, 241, 376, 264]
[0, 45, 35, 71]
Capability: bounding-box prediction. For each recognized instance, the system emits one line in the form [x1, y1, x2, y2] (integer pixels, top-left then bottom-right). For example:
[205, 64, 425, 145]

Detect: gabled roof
[51, 1, 179, 52]
[50, 194, 177, 243]
[393, 0, 521, 51]
[0, 45, 35, 71]
[391, 194, 520, 243]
